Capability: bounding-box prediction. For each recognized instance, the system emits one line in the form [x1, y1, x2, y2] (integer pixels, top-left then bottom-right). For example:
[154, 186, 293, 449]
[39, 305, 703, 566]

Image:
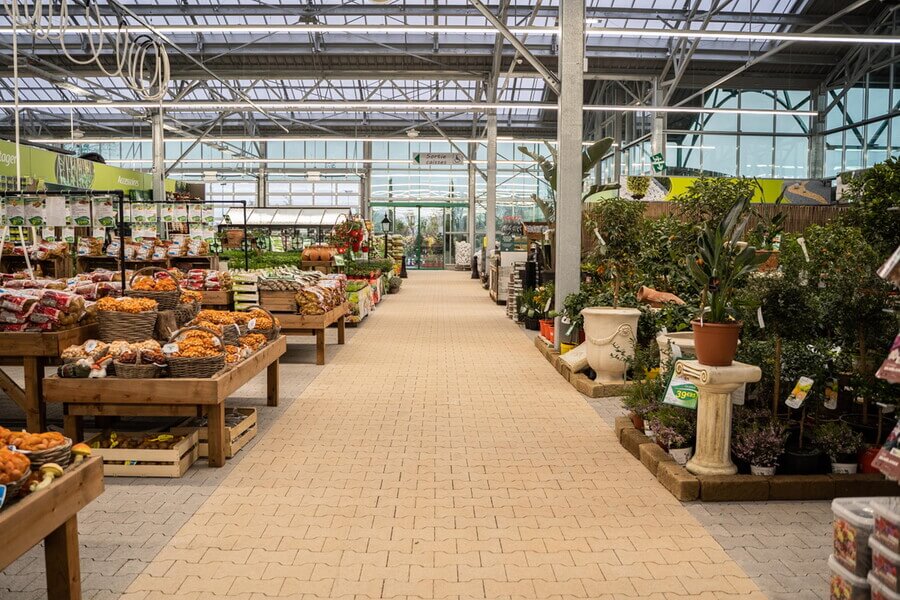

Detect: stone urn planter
[581, 307, 640, 383]
[657, 331, 696, 374]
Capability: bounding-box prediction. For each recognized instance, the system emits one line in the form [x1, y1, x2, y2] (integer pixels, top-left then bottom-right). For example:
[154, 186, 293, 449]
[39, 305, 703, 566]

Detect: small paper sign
[663, 370, 699, 410]
[62, 227, 75, 244]
[24, 197, 45, 227]
[247, 318, 257, 331]
[757, 307, 765, 329]
[70, 199, 91, 226]
[593, 228, 605, 245]
[797, 237, 810, 263]
[162, 343, 179, 355]
[824, 379, 839, 410]
[85, 340, 99, 353]
[785, 376, 814, 409]
[41, 227, 56, 242]
[45, 196, 66, 226]
[732, 383, 746, 406]
[544, 297, 552, 313]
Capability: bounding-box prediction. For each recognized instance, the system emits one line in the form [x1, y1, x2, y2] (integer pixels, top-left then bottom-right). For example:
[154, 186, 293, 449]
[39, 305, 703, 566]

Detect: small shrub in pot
[814, 421, 864, 474]
[732, 420, 788, 476]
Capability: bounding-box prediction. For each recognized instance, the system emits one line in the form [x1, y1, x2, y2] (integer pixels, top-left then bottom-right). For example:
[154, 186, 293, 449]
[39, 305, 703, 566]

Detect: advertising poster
[93, 197, 115, 228]
[70, 198, 91, 227]
[6, 197, 25, 226]
[24, 197, 45, 227]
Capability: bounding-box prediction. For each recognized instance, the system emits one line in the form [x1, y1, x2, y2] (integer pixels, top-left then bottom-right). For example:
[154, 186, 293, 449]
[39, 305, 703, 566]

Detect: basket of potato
[165, 326, 226, 378]
[126, 267, 181, 310]
[96, 296, 159, 343]
[242, 306, 281, 342]
[0, 427, 72, 468]
[0, 448, 31, 499]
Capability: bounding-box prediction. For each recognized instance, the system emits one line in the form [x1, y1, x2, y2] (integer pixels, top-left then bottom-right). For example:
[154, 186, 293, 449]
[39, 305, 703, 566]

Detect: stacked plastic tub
[830, 497, 900, 600]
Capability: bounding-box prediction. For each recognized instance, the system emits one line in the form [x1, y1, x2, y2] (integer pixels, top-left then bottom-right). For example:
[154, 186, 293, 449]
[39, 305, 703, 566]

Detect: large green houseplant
[688, 196, 768, 366]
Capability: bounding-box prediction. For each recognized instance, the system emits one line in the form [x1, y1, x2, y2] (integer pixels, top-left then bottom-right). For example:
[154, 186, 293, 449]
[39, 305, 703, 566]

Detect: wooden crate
[259, 290, 297, 313]
[172, 407, 257, 459]
[200, 290, 233, 307]
[85, 430, 199, 478]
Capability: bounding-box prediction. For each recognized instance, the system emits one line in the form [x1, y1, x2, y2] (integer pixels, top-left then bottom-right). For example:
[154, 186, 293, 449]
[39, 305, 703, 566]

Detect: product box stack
[388, 235, 404, 266]
[506, 267, 522, 321]
[830, 497, 900, 600]
[232, 273, 259, 311]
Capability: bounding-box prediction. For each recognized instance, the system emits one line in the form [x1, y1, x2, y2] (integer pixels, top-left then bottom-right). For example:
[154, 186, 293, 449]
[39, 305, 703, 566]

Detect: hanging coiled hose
[2, 0, 170, 101]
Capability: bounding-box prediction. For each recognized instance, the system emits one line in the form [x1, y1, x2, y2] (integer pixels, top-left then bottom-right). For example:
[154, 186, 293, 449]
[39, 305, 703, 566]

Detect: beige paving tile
[113, 272, 762, 600]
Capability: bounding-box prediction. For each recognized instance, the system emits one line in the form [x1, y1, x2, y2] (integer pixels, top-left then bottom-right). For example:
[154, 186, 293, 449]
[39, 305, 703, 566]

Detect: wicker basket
[3, 468, 32, 498]
[220, 322, 244, 346]
[166, 326, 226, 378]
[174, 301, 199, 327]
[243, 305, 281, 342]
[113, 360, 161, 379]
[98, 309, 158, 343]
[28, 437, 73, 469]
[126, 267, 180, 310]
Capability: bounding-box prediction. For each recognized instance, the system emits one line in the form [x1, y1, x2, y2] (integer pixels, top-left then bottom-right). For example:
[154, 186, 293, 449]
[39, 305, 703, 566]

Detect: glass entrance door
[372, 203, 467, 270]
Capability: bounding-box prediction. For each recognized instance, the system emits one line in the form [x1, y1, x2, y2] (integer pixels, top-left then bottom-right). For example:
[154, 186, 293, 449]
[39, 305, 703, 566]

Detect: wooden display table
[43, 336, 286, 468]
[277, 302, 349, 365]
[0, 456, 104, 600]
[0, 324, 99, 432]
[1, 254, 73, 278]
[75, 255, 219, 273]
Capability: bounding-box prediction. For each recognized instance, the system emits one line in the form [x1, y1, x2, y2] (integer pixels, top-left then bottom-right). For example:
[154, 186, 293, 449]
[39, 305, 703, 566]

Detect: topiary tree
[841, 157, 900, 257]
[583, 196, 645, 307]
[672, 176, 758, 225]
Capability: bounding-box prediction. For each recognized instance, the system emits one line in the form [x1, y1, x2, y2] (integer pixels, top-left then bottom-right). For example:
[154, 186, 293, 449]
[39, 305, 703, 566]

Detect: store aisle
[125, 271, 764, 600]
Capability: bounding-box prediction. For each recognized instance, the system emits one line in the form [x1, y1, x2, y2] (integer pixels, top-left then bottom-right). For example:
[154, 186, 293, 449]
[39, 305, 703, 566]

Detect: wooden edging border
[613, 416, 898, 502]
[533, 335, 633, 398]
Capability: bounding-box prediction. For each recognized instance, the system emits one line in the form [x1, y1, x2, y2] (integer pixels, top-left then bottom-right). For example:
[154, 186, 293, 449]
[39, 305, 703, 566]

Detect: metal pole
[651, 78, 667, 174]
[242, 201, 249, 270]
[467, 142, 477, 247]
[808, 87, 827, 178]
[117, 192, 126, 288]
[486, 102, 498, 256]
[554, 0, 585, 351]
[151, 111, 166, 202]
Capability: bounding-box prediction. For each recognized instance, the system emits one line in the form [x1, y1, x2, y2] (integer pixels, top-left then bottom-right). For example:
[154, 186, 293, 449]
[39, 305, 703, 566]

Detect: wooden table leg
[337, 316, 346, 345]
[315, 329, 325, 365]
[207, 403, 226, 467]
[267, 360, 279, 407]
[45, 515, 81, 600]
[63, 410, 84, 443]
[22, 356, 46, 432]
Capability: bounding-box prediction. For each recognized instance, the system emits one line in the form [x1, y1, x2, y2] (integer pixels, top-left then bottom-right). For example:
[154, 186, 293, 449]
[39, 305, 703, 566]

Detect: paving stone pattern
[0, 271, 835, 599]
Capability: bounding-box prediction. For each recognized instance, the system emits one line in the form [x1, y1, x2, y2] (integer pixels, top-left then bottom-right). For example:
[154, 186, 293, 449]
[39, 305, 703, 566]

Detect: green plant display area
[568, 171, 899, 477]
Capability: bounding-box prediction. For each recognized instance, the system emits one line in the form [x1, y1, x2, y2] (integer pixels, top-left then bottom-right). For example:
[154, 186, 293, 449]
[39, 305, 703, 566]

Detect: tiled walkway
[109, 270, 765, 600]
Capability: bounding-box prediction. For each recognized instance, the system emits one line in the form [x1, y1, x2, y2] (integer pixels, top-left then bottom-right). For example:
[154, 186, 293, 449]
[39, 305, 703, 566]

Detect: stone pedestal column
[676, 360, 762, 476]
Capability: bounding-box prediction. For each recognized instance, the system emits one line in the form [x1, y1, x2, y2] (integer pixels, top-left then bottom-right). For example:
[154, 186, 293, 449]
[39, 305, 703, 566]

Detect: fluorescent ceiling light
[29, 136, 605, 147]
[106, 158, 537, 165]
[5, 101, 816, 117]
[585, 28, 900, 45]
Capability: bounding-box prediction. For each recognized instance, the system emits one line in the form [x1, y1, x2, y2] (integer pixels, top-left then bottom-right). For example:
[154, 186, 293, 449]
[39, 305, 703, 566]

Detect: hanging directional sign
[650, 152, 667, 173]
[413, 152, 465, 166]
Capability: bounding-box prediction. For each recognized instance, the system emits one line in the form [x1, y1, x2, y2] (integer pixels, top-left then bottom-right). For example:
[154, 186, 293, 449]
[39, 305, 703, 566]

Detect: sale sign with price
[663, 372, 699, 410]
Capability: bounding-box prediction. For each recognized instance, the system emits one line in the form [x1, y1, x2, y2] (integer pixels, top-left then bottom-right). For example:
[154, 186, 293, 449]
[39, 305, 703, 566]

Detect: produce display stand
[0, 456, 103, 600]
[75, 255, 218, 273]
[0, 323, 99, 432]
[42, 336, 286, 468]
[1, 254, 73, 278]
[275, 302, 349, 365]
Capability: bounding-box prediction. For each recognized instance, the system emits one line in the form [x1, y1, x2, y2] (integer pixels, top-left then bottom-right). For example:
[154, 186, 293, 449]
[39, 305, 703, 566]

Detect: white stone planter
[832, 462, 858, 474]
[656, 331, 696, 375]
[581, 307, 640, 383]
[669, 446, 693, 466]
[750, 465, 776, 476]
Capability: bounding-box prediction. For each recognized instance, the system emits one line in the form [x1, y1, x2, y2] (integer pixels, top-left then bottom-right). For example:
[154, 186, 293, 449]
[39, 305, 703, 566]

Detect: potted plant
[581, 197, 645, 382]
[687, 196, 768, 366]
[517, 288, 542, 331]
[814, 421, 864, 474]
[648, 405, 696, 465]
[534, 284, 555, 342]
[619, 344, 665, 433]
[626, 176, 650, 200]
[732, 421, 788, 476]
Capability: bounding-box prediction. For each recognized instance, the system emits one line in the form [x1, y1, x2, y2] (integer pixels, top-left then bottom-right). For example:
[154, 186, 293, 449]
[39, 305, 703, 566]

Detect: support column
[808, 87, 827, 178]
[361, 141, 373, 219]
[151, 111, 166, 202]
[257, 167, 268, 207]
[467, 142, 476, 247]
[651, 78, 667, 173]
[554, 0, 584, 351]
[486, 107, 498, 255]
[613, 113, 623, 182]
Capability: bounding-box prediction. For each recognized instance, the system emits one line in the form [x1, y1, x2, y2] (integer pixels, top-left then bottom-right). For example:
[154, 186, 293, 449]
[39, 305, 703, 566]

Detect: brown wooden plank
[200, 290, 233, 306]
[337, 316, 346, 345]
[63, 413, 83, 443]
[44, 376, 218, 405]
[0, 324, 99, 357]
[216, 336, 287, 400]
[65, 404, 200, 418]
[23, 357, 46, 432]
[207, 403, 226, 468]
[0, 366, 25, 408]
[45, 516, 81, 600]
[315, 329, 325, 366]
[267, 360, 279, 407]
[0, 456, 104, 572]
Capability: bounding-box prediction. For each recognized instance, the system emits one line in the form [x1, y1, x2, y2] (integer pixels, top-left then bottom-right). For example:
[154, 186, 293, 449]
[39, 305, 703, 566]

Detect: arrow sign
[413, 152, 465, 166]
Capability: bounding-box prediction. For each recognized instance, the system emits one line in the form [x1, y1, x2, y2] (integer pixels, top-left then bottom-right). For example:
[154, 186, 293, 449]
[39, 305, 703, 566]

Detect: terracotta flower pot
[630, 413, 644, 431]
[691, 320, 742, 367]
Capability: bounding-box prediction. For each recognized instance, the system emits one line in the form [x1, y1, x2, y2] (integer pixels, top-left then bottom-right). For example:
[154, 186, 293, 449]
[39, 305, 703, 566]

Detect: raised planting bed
[533, 335, 633, 398]
[614, 416, 899, 502]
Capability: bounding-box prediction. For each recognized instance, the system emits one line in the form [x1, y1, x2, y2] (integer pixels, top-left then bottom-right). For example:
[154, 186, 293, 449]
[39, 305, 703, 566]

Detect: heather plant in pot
[814, 421, 864, 474]
[648, 404, 696, 465]
[731, 420, 788, 476]
[687, 196, 768, 366]
[618, 343, 665, 433]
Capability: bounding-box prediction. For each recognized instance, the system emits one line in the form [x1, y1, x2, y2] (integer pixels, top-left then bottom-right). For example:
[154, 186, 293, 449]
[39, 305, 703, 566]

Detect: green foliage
[635, 215, 697, 298]
[841, 156, 900, 257]
[738, 272, 821, 341]
[687, 197, 768, 322]
[647, 404, 696, 449]
[345, 258, 395, 277]
[220, 249, 301, 270]
[626, 176, 650, 198]
[619, 346, 665, 420]
[673, 176, 757, 224]
[517, 287, 545, 320]
[732, 420, 788, 468]
[584, 197, 645, 306]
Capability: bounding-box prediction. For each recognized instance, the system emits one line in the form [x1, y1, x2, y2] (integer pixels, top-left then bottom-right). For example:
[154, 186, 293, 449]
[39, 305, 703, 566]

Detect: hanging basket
[242, 305, 281, 342]
[27, 437, 73, 469]
[166, 326, 226, 378]
[98, 309, 158, 343]
[126, 267, 180, 310]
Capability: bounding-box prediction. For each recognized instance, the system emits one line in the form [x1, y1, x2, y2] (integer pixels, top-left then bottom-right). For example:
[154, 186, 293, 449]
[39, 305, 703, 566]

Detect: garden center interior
[1, 2, 900, 600]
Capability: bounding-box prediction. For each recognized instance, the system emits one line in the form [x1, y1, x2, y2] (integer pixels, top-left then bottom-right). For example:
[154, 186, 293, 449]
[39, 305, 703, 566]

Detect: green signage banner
[0, 139, 175, 193]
